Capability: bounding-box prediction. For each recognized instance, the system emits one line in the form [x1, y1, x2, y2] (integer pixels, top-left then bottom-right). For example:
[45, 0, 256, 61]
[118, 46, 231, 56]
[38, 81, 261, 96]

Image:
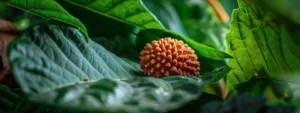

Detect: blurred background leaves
[2, 0, 300, 113]
[142, 0, 233, 50]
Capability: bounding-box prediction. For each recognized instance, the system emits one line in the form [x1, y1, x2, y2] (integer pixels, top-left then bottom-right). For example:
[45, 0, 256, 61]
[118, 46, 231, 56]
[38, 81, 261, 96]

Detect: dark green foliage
[168, 92, 223, 113]
[1, 0, 300, 112]
[199, 95, 297, 113]
[234, 77, 297, 105]
[7, 23, 209, 113]
[0, 85, 23, 113]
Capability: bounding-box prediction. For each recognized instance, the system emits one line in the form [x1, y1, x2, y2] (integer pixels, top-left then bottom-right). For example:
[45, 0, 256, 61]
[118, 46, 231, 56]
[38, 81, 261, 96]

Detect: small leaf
[205, 66, 231, 84]
[2, 0, 88, 40]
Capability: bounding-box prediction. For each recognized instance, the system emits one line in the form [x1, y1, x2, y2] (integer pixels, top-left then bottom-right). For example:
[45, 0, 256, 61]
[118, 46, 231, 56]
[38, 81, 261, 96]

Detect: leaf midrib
[64, 0, 152, 29]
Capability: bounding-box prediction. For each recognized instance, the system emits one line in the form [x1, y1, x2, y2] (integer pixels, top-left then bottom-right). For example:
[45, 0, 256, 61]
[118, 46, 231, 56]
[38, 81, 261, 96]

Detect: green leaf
[29, 76, 206, 113]
[256, 0, 300, 26]
[225, 0, 300, 92]
[8, 23, 208, 113]
[205, 66, 231, 84]
[136, 29, 232, 73]
[8, 23, 141, 95]
[63, 0, 164, 30]
[141, 0, 187, 35]
[2, 0, 88, 40]
[55, 0, 139, 38]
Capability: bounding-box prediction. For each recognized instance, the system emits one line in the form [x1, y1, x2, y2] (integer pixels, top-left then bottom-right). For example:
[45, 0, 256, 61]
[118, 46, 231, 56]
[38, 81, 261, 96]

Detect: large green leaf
[29, 76, 206, 113]
[8, 23, 141, 95]
[63, 0, 163, 30]
[2, 0, 88, 39]
[8, 23, 208, 113]
[225, 0, 300, 92]
[136, 29, 232, 73]
[55, 0, 138, 38]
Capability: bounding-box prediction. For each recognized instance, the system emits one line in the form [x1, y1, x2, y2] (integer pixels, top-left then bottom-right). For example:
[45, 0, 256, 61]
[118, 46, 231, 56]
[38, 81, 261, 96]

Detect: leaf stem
[206, 0, 229, 22]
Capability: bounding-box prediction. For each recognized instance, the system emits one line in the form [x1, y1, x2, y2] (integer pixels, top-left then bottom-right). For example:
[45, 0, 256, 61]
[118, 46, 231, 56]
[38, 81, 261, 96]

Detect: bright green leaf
[225, 0, 300, 92]
[63, 0, 164, 29]
[2, 0, 88, 40]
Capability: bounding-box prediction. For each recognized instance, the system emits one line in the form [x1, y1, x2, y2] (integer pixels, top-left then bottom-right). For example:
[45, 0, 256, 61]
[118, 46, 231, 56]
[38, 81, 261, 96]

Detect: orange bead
[140, 37, 200, 78]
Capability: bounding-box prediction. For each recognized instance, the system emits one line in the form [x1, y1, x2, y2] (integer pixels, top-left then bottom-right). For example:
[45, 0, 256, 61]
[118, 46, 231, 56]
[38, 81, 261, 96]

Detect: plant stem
[206, 0, 229, 22]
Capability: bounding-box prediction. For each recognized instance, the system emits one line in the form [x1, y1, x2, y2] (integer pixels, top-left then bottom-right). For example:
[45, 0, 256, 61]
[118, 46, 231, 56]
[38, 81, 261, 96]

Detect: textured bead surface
[140, 38, 200, 78]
